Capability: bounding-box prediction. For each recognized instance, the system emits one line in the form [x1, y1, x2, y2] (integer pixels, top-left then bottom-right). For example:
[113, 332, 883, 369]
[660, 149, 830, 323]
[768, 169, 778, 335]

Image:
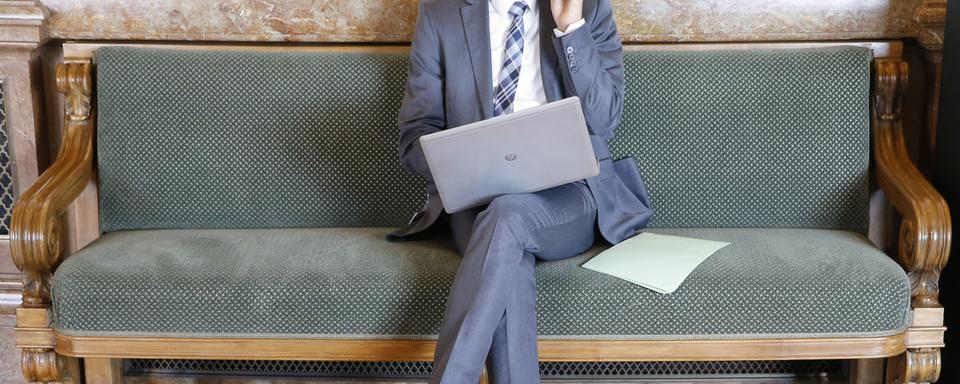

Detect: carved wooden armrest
[11, 59, 94, 309]
[872, 58, 952, 309]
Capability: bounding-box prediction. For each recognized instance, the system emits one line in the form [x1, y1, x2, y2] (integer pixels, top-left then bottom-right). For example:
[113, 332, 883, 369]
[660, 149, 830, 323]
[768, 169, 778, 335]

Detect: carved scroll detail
[874, 60, 909, 121]
[22, 348, 65, 383]
[905, 348, 942, 383]
[872, 58, 952, 309]
[11, 60, 94, 308]
[887, 348, 942, 384]
[57, 62, 92, 121]
[21, 347, 81, 384]
[10, 60, 95, 383]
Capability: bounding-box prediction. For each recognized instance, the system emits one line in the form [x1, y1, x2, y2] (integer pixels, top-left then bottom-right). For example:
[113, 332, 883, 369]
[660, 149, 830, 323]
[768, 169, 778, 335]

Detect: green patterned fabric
[52, 227, 910, 339]
[95, 47, 425, 232]
[612, 47, 872, 232]
[95, 46, 871, 233]
[80, 46, 894, 341]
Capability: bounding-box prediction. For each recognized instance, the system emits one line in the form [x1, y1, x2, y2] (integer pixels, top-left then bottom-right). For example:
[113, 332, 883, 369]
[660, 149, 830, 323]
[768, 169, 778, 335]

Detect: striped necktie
[493, 1, 529, 116]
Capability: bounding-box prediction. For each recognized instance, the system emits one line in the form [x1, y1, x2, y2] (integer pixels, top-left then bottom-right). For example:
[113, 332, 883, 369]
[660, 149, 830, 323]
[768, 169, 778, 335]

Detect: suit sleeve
[397, 2, 445, 180]
[550, 0, 624, 140]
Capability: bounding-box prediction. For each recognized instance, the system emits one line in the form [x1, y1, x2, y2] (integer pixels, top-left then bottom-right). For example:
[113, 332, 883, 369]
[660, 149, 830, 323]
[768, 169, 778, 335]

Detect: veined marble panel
[40, 0, 925, 43]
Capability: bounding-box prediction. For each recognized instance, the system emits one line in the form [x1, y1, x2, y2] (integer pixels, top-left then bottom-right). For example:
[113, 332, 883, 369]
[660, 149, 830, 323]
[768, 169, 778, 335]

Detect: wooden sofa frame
[10, 40, 950, 384]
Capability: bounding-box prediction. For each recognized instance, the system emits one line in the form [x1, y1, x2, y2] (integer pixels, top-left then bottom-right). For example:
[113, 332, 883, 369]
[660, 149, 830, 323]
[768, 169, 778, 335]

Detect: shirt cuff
[553, 18, 586, 37]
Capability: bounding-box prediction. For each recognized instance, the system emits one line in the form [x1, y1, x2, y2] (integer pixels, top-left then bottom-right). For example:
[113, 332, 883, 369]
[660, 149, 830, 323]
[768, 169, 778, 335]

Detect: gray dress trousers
[432, 179, 597, 383]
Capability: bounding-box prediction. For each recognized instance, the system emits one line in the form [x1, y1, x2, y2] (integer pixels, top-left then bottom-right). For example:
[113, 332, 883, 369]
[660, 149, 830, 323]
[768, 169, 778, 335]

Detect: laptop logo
[505, 153, 517, 161]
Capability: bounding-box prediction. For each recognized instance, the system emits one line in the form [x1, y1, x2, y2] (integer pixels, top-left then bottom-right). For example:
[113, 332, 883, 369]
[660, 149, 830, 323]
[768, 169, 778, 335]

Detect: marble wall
[40, 0, 926, 43]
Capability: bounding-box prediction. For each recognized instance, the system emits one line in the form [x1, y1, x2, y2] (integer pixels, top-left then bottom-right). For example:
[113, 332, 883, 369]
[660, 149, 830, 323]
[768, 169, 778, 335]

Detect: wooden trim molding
[53, 332, 907, 362]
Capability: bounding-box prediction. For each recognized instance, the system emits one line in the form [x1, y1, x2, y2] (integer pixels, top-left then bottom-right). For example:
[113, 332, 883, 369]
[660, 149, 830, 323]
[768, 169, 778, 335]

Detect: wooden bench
[11, 40, 950, 384]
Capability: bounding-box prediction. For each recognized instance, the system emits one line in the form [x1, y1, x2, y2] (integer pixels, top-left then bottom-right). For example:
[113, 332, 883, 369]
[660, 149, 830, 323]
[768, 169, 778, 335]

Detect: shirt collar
[490, 0, 534, 19]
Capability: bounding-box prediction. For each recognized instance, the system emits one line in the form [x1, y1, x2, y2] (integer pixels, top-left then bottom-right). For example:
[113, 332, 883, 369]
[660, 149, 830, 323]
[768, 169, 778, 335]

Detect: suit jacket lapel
[461, 0, 494, 119]
[537, 0, 563, 102]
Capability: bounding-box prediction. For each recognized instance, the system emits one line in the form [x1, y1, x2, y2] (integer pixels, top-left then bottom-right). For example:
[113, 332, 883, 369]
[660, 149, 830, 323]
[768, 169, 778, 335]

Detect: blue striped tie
[493, 1, 529, 116]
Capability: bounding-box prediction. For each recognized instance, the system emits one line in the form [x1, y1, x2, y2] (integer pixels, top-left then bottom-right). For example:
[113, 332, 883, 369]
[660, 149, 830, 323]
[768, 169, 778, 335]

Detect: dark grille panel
[126, 360, 433, 378]
[126, 359, 847, 380]
[0, 82, 14, 235]
[539, 360, 844, 378]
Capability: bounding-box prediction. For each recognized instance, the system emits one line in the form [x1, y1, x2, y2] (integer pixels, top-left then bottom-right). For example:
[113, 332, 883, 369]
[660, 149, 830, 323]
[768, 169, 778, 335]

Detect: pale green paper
[581, 232, 729, 294]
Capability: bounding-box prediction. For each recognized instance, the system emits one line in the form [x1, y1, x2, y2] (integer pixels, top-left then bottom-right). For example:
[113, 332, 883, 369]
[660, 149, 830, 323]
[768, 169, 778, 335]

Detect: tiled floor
[0, 326, 25, 384]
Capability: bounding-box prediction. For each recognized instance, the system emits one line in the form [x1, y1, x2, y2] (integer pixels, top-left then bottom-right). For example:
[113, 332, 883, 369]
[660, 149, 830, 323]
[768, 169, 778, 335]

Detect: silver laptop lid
[419, 97, 599, 213]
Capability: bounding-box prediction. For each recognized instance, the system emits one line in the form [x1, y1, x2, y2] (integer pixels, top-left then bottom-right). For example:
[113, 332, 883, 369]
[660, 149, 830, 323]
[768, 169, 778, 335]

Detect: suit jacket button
[569, 60, 577, 67]
[567, 53, 575, 60]
[571, 66, 579, 73]
[566, 46, 574, 54]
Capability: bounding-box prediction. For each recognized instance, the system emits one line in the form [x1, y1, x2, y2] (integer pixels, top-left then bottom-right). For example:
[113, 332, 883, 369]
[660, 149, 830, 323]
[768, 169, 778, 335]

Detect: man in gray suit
[386, 0, 653, 382]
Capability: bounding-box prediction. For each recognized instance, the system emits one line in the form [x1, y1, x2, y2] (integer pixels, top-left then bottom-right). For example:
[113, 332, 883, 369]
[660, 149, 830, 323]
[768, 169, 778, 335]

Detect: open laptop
[419, 96, 599, 213]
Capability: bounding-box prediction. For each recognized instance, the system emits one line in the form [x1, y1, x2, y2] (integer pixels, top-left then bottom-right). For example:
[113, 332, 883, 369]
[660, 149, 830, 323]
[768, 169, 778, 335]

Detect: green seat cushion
[52, 228, 910, 339]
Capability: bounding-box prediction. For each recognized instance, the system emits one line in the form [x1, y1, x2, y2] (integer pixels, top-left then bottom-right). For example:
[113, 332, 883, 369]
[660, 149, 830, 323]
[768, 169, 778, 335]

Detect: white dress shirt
[488, 0, 585, 112]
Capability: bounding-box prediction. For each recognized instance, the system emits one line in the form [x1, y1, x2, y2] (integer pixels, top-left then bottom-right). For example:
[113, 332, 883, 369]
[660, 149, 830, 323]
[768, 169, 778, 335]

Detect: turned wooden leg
[83, 358, 123, 384]
[885, 348, 941, 384]
[851, 358, 884, 384]
[22, 348, 82, 384]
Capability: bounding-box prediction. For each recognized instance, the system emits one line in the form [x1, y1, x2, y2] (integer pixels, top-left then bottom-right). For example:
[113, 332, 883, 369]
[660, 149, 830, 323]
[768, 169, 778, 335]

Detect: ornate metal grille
[0, 82, 13, 235]
[125, 359, 847, 380]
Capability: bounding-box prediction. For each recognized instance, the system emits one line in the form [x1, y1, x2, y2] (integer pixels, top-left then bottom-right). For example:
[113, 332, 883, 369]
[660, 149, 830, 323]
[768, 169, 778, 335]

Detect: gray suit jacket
[386, 0, 653, 245]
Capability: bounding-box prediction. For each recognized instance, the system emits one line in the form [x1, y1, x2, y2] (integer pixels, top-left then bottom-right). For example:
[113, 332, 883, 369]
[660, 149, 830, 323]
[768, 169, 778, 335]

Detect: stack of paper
[581, 232, 729, 294]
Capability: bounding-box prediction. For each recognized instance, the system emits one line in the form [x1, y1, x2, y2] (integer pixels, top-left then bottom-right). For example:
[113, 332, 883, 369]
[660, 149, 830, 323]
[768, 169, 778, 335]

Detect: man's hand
[550, 0, 583, 33]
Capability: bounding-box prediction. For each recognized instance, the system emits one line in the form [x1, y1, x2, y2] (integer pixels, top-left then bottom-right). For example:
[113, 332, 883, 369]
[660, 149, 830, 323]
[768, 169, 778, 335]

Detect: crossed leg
[432, 181, 597, 384]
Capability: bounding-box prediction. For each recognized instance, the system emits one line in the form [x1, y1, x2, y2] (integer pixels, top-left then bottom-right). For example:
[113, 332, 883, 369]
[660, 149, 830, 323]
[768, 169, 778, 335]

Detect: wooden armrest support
[10, 59, 94, 309]
[873, 58, 952, 309]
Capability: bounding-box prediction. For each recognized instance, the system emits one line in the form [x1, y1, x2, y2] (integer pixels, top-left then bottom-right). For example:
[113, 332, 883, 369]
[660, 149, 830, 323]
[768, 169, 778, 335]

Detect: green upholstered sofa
[11, 41, 950, 384]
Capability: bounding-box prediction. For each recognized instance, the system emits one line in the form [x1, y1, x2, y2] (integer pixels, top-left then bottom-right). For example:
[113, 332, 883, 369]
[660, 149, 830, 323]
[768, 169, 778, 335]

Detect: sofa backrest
[95, 47, 426, 232]
[610, 46, 872, 232]
[95, 45, 871, 233]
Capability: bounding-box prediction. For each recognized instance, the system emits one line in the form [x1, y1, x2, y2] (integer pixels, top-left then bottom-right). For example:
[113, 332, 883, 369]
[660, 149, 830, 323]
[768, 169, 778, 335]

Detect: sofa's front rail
[53, 334, 905, 361]
[10, 41, 951, 384]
